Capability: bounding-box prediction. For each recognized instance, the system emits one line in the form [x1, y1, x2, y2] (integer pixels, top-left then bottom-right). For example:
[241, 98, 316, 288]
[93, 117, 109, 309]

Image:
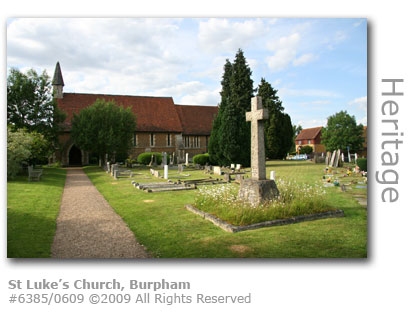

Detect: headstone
[178, 164, 184, 173]
[236, 164, 241, 171]
[161, 152, 167, 168]
[355, 153, 358, 163]
[270, 171, 275, 181]
[348, 150, 351, 163]
[330, 151, 336, 167]
[106, 161, 111, 173]
[325, 152, 330, 166]
[224, 173, 231, 182]
[238, 96, 279, 205]
[231, 164, 235, 170]
[154, 170, 160, 178]
[164, 165, 168, 179]
[148, 154, 154, 166]
[341, 153, 345, 163]
[213, 166, 222, 175]
[185, 153, 189, 166]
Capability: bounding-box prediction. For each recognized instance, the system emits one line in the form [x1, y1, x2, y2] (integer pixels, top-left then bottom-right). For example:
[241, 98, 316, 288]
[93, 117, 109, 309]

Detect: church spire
[52, 61, 64, 98]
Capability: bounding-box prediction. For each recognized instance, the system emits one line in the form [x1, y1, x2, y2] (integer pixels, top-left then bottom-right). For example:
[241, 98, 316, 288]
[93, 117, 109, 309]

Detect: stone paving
[51, 168, 149, 258]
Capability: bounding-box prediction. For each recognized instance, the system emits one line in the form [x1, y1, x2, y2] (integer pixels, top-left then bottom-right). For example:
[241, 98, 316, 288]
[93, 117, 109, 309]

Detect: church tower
[52, 61, 64, 99]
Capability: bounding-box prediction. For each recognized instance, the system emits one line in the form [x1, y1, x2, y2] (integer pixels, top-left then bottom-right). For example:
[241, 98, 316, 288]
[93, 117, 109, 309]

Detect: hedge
[137, 152, 164, 165]
[193, 153, 210, 166]
[356, 158, 367, 172]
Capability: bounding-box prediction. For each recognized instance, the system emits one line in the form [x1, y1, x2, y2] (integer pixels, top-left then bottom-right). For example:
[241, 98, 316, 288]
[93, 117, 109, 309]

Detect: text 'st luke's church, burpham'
[52, 62, 218, 166]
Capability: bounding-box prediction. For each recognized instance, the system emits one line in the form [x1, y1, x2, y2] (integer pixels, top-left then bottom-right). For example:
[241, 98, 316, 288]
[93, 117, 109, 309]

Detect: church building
[52, 62, 218, 166]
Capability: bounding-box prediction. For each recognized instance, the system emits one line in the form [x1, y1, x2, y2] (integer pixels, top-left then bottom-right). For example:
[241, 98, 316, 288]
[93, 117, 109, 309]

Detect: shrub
[137, 152, 163, 165]
[299, 145, 313, 154]
[193, 153, 210, 166]
[356, 158, 367, 172]
[7, 127, 33, 179]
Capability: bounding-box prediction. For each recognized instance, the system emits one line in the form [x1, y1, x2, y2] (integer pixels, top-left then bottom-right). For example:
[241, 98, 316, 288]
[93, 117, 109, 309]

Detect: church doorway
[69, 145, 82, 166]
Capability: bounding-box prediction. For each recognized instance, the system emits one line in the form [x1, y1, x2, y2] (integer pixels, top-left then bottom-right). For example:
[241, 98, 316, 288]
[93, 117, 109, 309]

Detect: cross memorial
[246, 96, 269, 180]
[238, 96, 279, 205]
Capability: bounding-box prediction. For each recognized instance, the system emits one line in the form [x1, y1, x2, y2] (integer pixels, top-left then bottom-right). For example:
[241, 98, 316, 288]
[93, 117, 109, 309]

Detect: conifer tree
[256, 78, 293, 159]
[216, 49, 253, 166]
[208, 59, 232, 165]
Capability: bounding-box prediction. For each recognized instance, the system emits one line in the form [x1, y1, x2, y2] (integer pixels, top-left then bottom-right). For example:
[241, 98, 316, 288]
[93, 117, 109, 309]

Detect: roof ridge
[63, 92, 174, 99]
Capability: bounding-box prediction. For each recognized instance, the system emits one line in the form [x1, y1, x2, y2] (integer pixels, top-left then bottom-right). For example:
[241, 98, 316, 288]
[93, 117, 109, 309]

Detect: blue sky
[7, 18, 367, 128]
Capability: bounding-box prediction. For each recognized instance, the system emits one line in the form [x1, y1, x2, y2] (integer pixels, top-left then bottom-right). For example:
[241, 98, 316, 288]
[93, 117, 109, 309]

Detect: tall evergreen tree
[208, 59, 232, 165]
[219, 49, 253, 166]
[208, 49, 254, 166]
[256, 78, 293, 159]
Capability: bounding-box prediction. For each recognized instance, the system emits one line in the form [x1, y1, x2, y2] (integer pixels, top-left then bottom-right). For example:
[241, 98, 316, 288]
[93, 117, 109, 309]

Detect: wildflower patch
[192, 179, 336, 226]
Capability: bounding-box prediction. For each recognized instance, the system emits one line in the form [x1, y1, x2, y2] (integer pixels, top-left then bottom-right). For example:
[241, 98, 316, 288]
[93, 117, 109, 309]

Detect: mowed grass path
[84, 161, 367, 258]
[7, 167, 66, 258]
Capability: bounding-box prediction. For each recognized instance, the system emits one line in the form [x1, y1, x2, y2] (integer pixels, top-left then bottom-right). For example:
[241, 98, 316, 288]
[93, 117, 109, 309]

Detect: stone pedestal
[238, 179, 279, 206]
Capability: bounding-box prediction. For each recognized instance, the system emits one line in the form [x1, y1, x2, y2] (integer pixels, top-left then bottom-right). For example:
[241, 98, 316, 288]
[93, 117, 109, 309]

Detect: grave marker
[238, 96, 279, 205]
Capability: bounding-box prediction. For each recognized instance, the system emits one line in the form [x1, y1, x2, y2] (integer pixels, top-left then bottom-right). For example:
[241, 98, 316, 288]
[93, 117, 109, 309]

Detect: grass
[84, 161, 367, 258]
[7, 167, 66, 258]
[194, 180, 333, 226]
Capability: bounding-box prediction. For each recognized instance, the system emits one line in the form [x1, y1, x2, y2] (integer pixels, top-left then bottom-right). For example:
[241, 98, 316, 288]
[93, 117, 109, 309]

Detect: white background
[2, 1, 408, 319]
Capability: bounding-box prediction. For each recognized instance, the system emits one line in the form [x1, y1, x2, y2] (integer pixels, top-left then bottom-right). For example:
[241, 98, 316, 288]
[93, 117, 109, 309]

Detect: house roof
[295, 126, 323, 141]
[175, 104, 218, 135]
[57, 93, 183, 133]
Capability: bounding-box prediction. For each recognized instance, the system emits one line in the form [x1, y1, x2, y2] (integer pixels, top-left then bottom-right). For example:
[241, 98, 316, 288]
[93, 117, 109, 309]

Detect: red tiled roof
[175, 104, 218, 135]
[295, 126, 323, 140]
[57, 93, 183, 133]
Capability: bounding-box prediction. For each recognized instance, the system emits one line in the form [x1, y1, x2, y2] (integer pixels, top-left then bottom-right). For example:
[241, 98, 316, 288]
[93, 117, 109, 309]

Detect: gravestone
[161, 152, 167, 168]
[330, 151, 336, 167]
[236, 164, 241, 171]
[148, 155, 154, 166]
[224, 173, 231, 182]
[213, 166, 222, 175]
[355, 153, 358, 163]
[270, 171, 275, 181]
[106, 161, 111, 173]
[231, 164, 235, 170]
[164, 165, 169, 179]
[178, 164, 184, 173]
[341, 153, 345, 163]
[185, 153, 189, 166]
[238, 96, 279, 205]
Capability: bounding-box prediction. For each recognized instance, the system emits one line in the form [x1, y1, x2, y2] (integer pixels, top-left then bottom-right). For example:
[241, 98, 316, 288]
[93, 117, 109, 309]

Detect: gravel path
[51, 168, 150, 258]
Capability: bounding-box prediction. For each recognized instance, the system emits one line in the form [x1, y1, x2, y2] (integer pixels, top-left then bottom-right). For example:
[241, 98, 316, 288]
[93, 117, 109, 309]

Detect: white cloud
[349, 96, 367, 110]
[266, 33, 316, 72]
[293, 53, 317, 66]
[297, 119, 327, 128]
[7, 18, 188, 95]
[198, 18, 264, 53]
[180, 87, 220, 106]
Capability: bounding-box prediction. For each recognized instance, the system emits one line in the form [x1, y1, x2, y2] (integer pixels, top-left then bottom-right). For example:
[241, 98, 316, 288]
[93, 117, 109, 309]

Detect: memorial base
[238, 179, 280, 206]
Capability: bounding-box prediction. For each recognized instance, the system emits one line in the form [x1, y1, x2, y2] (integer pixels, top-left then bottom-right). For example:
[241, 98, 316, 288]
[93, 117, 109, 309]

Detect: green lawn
[84, 161, 367, 258]
[7, 167, 66, 258]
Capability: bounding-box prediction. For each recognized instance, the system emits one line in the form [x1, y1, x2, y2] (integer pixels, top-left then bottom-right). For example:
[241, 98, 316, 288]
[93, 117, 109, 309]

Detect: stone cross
[246, 96, 269, 180]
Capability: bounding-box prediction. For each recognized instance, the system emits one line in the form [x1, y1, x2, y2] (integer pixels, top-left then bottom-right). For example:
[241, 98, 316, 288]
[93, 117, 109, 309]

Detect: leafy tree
[7, 127, 48, 179]
[209, 49, 253, 166]
[321, 110, 364, 153]
[291, 124, 303, 152]
[7, 68, 66, 144]
[256, 78, 293, 159]
[299, 145, 313, 154]
[71, 99, 136, 161]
